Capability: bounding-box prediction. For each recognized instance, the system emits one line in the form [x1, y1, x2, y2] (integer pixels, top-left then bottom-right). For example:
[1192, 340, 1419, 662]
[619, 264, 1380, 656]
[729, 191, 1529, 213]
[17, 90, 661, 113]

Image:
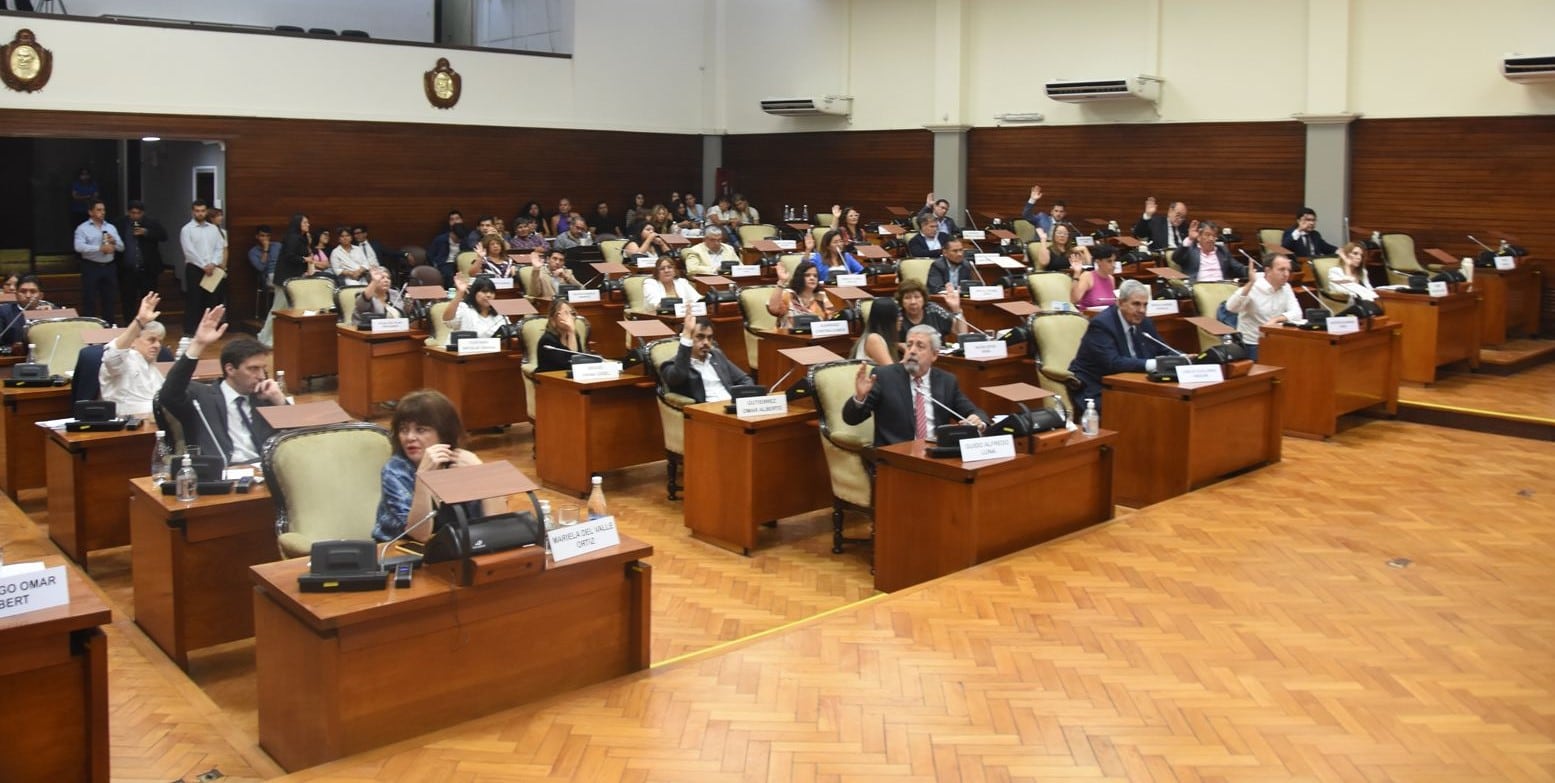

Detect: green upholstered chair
[282, 277, 337, 312]
[22, 316, 107, 376]
[1029, 312, 1090, 413]
[809, 359, 875, 554]
[736, 284, 780, 372]
[645, 337, 693, 500]
[263, 421, 393, 559]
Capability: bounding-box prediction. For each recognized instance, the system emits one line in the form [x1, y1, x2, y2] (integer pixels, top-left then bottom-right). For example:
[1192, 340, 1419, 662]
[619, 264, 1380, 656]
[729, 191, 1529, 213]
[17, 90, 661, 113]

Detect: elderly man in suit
[158, 305, 288, 464]
[1067, 279, 1174, 410]
[660, 312, 754, 403]
[843, 324, 987, 447]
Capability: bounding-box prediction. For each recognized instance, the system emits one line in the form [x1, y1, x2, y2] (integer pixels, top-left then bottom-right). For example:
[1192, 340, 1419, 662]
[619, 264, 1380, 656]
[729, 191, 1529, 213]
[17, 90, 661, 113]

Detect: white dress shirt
[219, 380, 260, 464]
[330, 244, 375, 285]
[180, 220, 224, 271]
[450, 302, 509, 338]
[681, 336, 731, 402]
[98, 345, 164, 416]
[642, 277, 702, 310]
[1225, 275, 1303, 346]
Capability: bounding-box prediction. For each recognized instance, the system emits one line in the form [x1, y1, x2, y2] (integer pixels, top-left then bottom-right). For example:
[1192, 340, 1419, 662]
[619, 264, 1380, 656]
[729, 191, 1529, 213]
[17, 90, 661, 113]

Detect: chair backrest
[1012, 218, 1037, 244]
[410, 264, 442, 286]
[1029, 312, 1090, 411]
[645, 337, 688, 454]
[283, 277, 337, 311]
[858, 297, 874, 323]
[810, 226, 829, 248]
[622, 275, 652, 314]
[262, 422, 393, 558]
[334, 287, 360, 324]
[898, 258, 933, 288]
[737, 284, 781, 370]
[23, 317, 108, 376]
[151, 389, 187, 453]
[778, 254, 806, 280]
[599, 239, 627, 264]
[455, 251, 479, 278]
[400, 245, 428, 269]
[737, 224, 777, 245]
[809, 359, 875, 509]
[424, 300, 454, 346]
[1312, 256, 1344, 299]
[813, 212, 835, 228]
[1380, 233, 1423, 277]
[1191, 282, 1241, 350]
[71, 344, 106, 403]
[1257, 228, 1284, 257]
[1026, 272, 1075, 309]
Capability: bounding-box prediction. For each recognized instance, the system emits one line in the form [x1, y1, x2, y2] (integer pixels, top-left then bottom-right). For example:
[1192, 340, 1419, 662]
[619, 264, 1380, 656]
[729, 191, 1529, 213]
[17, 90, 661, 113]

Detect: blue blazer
[1067, 307, 1171, 406]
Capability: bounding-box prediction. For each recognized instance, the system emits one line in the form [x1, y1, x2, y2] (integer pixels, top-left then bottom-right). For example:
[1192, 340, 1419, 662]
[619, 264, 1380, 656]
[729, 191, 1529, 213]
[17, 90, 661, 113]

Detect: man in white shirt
[74, 199, 124, 324]
[99, 292, 166, 417]
[1225, 255, 1303, 361]
[659, 312, 752, 403]
[179, 199, 225, 334]
[683, 226, 740, 276]
[158, 305, 287, 464]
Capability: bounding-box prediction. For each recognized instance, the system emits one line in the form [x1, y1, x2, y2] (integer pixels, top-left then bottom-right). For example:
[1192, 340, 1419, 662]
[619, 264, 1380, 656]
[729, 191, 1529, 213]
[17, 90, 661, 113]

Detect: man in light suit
[1068, 279, 1174, 409]
[1174, 221, 1247, 283]
[843, 324, 987, 447]
[158, 305, 288, 464]
[660, 312, 754, 403]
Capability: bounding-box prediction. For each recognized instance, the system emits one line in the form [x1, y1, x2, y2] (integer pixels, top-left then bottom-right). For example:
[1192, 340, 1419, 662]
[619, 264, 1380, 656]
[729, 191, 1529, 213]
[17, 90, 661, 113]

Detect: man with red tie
[843, 325, 987, 447]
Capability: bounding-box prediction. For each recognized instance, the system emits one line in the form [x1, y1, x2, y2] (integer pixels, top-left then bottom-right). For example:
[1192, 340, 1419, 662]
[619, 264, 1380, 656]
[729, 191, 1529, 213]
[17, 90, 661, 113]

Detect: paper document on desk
[34, 418, 71, 431]
[200, 267, 227, 293]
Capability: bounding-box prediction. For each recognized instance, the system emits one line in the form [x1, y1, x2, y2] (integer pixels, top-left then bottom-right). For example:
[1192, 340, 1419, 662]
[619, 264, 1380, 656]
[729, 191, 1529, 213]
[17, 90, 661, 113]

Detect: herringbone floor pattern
[273, 420, 1555, 782]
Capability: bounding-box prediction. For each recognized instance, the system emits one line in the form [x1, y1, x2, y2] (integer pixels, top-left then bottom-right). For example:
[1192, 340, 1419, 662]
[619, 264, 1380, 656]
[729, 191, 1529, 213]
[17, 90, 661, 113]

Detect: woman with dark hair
[895, 278, 965, 339]
[766, 259, 833, 327]
[851, 297, 901, 364]
[3, 272, 20, 295]
[372, 389, 501, 542]
[830, 204, 863, 246]
[641, 256, 702, 311]
[308, 223, 335, 278]
[624, 222, 670, 261]
[472, 234, 520, 279]
[810, 229, 865, 281]
[444, 275, 507, 337]
[517, 201, 546, 234]
[623, 192, 649, 231]
[536, 299, 588, 372]
[274, 213, 313, 286]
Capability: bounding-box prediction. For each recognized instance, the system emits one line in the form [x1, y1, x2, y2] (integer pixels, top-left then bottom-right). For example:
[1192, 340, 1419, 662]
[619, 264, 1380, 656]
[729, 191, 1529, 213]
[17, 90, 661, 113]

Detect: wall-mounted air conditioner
[1502, 54, 1555, 83]
[760, 96, 853, 117]
[1044, 76, 1162, 104]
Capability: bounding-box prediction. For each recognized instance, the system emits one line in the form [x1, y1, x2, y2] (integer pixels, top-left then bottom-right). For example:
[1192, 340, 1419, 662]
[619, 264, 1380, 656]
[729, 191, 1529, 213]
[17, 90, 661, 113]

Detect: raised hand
[135, 292, 161, 326]
[831, 204, 842, 218]
[1029, 185, 1043, 202]
[454, 273, 470, 298]
[417, 443, 454, 473]
[1143, 196, 1157, 218]
[802, 231, 816, 253]
[1036, 227, 1049, 243]
[1189, 219, 1201, 238]
[774, 261, 791, 286]
[941, 284, 961, 314]
[853, 363, 876, 401]
[681, 308, 697, 339]
[189, 306, 228, 355]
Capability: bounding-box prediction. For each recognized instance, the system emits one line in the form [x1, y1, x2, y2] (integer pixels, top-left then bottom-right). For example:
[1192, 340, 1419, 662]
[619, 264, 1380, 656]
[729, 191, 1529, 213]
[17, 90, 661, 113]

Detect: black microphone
[952, 312, 991, 338]
[923, 389, 984, 430]
[1298, 285, 1338, 315]
[378, 507, 439, 567]
[541, 344, 606, 361]
[1140, 329, 1190, 359]
[190, 398, 233, 466]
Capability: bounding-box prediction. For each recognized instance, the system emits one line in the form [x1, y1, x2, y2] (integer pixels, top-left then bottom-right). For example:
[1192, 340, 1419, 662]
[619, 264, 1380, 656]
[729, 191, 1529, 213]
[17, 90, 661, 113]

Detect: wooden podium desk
[45, 427, 156, 567]
[1376, 290, 1481, 383]
[1258, 322, 1401, 439]
[682, 401, 830, 554]
[336, 325, 426, 418]
[938, 345, 1036, 414]
[271, 308, 339, 383]
[422, 346, 527, 430]
[0, 383, 72, 499]
[0, 557, 111, 783]
[251, 537, 653, 772]
[533, 369, 662, 496]
[756, 328, 853, 387]
[129, 476, 278, 669]
[1102, 365, 1284, 508]
[873, 430, 1118, 593]
[1472, 263, 1541, 346]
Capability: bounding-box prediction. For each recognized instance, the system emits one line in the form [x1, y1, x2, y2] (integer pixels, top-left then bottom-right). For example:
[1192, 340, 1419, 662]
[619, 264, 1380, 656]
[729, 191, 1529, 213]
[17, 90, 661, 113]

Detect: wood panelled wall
[723, 130, 932, 225]
[1351, 116, 1555, 260]
[967, 122, 1306, 238]
[0, 109, 702, 321]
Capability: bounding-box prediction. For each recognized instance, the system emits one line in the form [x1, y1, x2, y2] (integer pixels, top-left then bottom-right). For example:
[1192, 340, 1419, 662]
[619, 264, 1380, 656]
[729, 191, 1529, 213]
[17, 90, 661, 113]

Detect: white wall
[59, 0, 434, 41]
[0, 0, 707, 134]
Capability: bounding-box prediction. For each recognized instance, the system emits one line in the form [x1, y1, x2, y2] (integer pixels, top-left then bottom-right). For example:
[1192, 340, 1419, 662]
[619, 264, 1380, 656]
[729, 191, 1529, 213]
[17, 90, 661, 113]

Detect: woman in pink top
[1072, 245, 1120, 308]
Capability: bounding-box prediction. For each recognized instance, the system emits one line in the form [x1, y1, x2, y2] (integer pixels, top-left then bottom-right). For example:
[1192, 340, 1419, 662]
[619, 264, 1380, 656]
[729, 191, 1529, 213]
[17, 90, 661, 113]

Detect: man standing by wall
[179, 199, 225, 334]
[74, 198, 123, 323]
[113, 200, 168, 318]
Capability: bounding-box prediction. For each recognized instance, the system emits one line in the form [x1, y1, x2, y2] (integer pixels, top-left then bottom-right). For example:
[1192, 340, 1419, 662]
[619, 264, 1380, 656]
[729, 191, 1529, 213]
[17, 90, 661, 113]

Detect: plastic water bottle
[538, 499, 554, 552]
[175, 454, 198, 502]
[586, 475, 608, 520]
[150, 430, 172, 484]
[1080, 400, 1099, 437]
[275, 370, 288, 398]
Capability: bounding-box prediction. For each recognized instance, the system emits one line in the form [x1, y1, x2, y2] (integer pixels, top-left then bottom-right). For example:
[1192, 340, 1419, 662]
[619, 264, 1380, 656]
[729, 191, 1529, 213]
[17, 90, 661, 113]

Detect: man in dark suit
[925, 237, 974, 292]
[905, 215, 951, 259]
[843, 324, 987, 446]
[158, 305, 287, 464]
[1280, 207, 1337, 261]
[660, 313, 754, 403]
[1174, 221, 1247, 283]
[112, 200, 168, 318]
[915, 194, 960, 236]
[1131, 197, 1192, 251]
[1068, 280, 1174, 409]
[426, 210, 466, 286]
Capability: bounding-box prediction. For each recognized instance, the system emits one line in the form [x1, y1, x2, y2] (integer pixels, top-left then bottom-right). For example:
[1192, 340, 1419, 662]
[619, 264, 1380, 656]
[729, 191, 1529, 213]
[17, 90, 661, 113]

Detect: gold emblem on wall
[1, 29, 52, 93]
[424, 57, 461, 109]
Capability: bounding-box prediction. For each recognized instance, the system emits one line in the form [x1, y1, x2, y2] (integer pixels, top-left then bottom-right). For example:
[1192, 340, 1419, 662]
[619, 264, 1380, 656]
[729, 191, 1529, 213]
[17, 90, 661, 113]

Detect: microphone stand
[190, 399, 233, 467]
[378, 507, 439, 568]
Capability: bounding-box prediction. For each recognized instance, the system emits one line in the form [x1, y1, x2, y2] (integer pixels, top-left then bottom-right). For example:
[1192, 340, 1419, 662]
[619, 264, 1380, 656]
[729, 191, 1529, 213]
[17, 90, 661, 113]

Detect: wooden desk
[45, 427, 156, 567]
[956, 294, 1023, 333]
[1101, 365, 1284, 508]
[335, 325, 426, 418]
[0, 558, 111, 783]
[1472, 264, 1541, 346]
[1376, 290, 1481, 383]
[0, 384, 72, 499]
[533, 370, 662, 496]
[937, 346, 1036, 413]
[682, 401, 831, 554]
[129, 477, 277, 669]
[1258, 322, 1401, 439]
[422, 346, 527, 429]
[872, 431, 1117, 592]
[251, 537, 653, 771]
[271, 308, 339, 383]
[756, 328, 853, 387]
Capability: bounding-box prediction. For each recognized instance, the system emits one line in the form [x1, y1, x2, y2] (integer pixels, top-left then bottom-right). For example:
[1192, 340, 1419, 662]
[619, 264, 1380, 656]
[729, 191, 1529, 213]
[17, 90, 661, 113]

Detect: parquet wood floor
[1399, 352, 1555, 423]
[272, 420, 1555, 782]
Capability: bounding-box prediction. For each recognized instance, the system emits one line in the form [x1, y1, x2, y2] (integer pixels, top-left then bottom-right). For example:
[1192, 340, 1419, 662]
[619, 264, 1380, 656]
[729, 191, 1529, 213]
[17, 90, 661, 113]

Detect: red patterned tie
[913, 382, 928, 441]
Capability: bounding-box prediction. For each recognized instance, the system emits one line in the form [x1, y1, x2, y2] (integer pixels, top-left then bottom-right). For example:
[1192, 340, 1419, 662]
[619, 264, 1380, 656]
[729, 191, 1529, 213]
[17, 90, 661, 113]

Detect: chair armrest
[827, 432, 873, 452]
[662, 392, 696, 410]
[1039, 366, 1083, 392]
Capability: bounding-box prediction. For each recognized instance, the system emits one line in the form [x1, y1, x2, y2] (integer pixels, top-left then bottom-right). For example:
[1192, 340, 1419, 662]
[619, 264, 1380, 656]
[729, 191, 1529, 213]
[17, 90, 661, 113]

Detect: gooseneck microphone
[378, 507, 440, 568]
[1140, 329, 1190, 358]
[190, 398, 232, 467]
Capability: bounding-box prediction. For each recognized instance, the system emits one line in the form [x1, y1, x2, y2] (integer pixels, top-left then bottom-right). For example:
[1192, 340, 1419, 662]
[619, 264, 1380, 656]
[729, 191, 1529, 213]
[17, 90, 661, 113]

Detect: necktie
[1126, 326, 1138, 358]
[913, 382, 928, 441]
[235, 397, 255, 443]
